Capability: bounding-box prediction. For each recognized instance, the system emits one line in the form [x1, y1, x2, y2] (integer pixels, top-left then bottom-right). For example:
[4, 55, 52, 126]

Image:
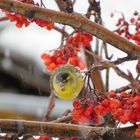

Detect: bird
[50, 64, 83, 100]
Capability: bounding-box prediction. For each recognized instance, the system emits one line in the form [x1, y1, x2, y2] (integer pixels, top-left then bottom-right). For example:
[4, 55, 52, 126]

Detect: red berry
[73, 100, 80, 108]
[69, 57, 79, 66]
[41, 53, 51, 60]
[48, 63, 57, 70]
[44, 58, 52, 65]
[130, 18, 135, 23]
[56, 57, 63, 64]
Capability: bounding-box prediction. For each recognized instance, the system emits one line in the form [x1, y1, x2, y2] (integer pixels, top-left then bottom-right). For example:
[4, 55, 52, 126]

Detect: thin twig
[0, 16, 8, 22]
[102, 42, 110, 92]
[85, 48, 139, 90]
[85, 48, 138, 65]
[115, 84, 131, 93]
[42, 92, 55, 121]
[112, 55, 138, 65]
[55, 0, 73, 13]
[53, 25, 69, 37]
[52, 115, 71, 123]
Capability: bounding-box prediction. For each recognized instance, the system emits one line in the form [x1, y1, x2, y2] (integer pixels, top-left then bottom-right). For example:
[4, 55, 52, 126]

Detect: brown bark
[55, 0, 73, 13]
[85, 48, 105, 92]
[0, 0, 140, 57]
[42, 92, 55, 121]
[55, 0, 68, 12]
[0, 119, 139, 140]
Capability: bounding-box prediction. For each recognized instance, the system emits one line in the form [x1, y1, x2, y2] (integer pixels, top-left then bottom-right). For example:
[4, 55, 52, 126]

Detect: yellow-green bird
[50, 64, 83, 100]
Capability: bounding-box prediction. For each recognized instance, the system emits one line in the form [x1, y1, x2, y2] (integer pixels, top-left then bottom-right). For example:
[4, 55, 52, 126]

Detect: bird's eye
[56, 72, 70, 83]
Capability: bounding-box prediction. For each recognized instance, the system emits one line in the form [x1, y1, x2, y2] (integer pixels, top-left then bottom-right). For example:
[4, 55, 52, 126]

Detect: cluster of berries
[72, 98, 101, 124]
[41, 32, 93, 71]
[71, 90, 140, 136]
[2, 0, 54, 29]
[66, 31, 93, 49]
[41, 46, 85, 71]
[132, 31, 140, 45]
[111, 11, 140, 44]
[3, 10, 30, 28]
[108, 90, 140, 124]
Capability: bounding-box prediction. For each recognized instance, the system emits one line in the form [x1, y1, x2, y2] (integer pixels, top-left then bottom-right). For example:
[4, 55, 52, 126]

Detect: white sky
[0, 0, 139, 90]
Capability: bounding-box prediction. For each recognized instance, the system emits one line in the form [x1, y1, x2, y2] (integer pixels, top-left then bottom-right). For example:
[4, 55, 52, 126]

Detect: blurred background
[0, 0, 139, 121]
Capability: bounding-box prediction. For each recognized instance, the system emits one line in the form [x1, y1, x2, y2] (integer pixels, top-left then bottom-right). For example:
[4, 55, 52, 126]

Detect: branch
[53, 25, 69, 36]
[88, 61, 133, 82]
[112, 55, 138, 65]
[42, 92, 55, 121]
[52, 115, 71, 123]
[85, 49, 138, 66]
[0, 0, 140, 57]
[55, 0, 73, 13]
[0, 16, 8, 22]
[0, 119, 139, 140]
[115, 84, 131, 92]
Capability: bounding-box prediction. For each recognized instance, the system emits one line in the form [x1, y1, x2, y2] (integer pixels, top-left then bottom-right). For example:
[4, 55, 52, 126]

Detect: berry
[48, 63, 57, 70]
[2, 0, 54, 30]
[67, 32, 93, 48]
[132, 31, 140, 45]
[135, 125, 140, 137]
[130, 18, 135, 23]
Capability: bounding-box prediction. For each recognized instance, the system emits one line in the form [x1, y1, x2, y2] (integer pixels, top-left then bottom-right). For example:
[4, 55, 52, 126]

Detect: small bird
[50, 64, 83, 100]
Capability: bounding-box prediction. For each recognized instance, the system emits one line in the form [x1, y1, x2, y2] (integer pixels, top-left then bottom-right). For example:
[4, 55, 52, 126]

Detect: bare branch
[0, 16, 8, 22]
[55, 0, 73, 13]
[115, 84, 131, 92]
[88, 62, 132, 82]
[42, 92, 55, 121]
[112, 55, 138, 65]
[52, 115, 71, 123]
[0, 119, 139, 140]
[53, 25, 69, 36]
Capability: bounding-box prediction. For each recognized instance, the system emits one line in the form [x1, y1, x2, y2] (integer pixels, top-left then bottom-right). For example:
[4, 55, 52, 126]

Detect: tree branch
[0, 119, 139, 140]
[55, 0, 73, 13]
[0, 0, 140, 57]
[42, 92, 55, 121]
[88, 61, 133, 82]
[0, 16, 8, 22]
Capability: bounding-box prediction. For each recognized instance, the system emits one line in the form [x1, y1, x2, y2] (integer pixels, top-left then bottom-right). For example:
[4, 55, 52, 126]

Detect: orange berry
[48, 63, 57, 71]
[78, 62, 86, 70]
[41, 53, 51, 60]
[69, 57, 78, 66]
[56, 57, 63, 64]
[44, 58, 52, 65]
